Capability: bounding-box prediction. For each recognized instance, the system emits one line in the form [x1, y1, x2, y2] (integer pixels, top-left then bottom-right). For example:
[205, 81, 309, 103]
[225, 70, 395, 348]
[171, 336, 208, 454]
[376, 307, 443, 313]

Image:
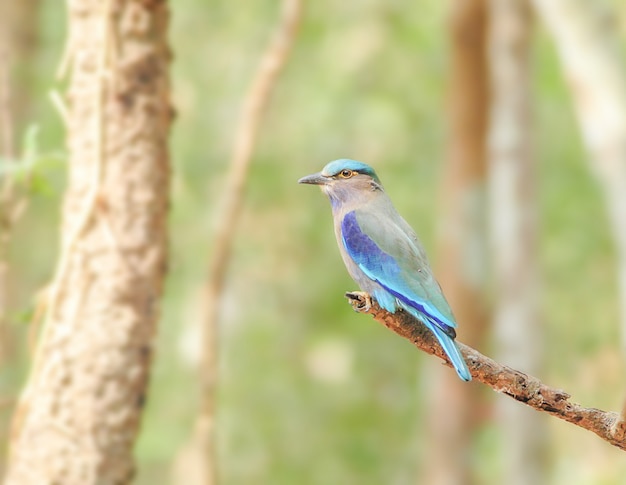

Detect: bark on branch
[345, 291, 626, 452]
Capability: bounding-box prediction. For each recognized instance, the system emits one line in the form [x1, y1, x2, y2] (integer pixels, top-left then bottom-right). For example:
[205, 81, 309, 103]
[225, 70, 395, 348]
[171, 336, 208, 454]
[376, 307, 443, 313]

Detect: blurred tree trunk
[531, 0, 626, 355]
[0, 0, 42, 476]
[171, 2, 301, 484]
[0, 0, 40, 137]
[4, 1, 172, 484]
[0, 0, 41, 370]
[427, 0, 489, 483]
[488, 1, 547, 484]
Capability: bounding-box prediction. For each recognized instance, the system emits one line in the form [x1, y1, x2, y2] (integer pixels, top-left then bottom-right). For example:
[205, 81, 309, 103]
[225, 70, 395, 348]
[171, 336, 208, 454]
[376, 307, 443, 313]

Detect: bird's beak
[298, 172, 329, 186]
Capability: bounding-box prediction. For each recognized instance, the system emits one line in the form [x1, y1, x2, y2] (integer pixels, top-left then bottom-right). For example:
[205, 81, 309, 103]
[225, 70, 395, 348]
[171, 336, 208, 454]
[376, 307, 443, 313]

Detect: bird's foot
[345, 291, 372, 313]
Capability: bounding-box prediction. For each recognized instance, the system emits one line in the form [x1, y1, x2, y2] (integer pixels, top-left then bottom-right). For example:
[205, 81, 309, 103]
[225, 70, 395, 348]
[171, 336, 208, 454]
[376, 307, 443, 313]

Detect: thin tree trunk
[0, 0, 42, 477]
[171, 2, 302, 484]
[531, 0, 626, 353]
[488, 1, 547, 483]
[0, 0, 41, 369]
[427, 1, 488, 483]
[0, 0, 40, 135]
[4, 1, 172, 483]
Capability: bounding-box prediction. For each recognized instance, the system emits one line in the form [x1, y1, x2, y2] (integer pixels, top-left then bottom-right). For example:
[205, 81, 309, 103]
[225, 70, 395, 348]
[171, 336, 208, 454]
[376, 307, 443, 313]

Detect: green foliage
[0, 124, 66, 196]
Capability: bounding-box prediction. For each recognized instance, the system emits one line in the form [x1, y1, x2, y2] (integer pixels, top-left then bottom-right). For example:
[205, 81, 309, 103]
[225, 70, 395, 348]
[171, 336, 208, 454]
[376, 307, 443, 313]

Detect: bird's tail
[429, 325, 472, 382]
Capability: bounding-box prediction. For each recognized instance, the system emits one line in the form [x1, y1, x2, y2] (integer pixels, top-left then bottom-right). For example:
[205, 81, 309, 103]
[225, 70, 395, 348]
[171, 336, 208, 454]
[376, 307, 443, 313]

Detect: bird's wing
[341, 209, 457, 331]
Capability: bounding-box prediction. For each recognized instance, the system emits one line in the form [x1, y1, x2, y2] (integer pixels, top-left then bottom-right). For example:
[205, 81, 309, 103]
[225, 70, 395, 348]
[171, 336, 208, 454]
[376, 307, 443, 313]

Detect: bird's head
[298, 159, 383, 208]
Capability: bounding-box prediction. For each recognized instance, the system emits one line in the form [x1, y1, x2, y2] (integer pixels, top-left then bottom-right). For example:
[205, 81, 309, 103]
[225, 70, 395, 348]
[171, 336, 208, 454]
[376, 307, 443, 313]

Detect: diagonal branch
[172, 2, 303, 485]
[345, 291, 626, 452]
[201, 0, 302, 444]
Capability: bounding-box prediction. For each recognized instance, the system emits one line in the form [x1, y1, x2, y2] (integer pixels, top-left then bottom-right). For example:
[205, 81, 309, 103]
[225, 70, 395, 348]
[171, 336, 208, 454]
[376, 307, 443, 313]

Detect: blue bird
[299, 159, 471, 381]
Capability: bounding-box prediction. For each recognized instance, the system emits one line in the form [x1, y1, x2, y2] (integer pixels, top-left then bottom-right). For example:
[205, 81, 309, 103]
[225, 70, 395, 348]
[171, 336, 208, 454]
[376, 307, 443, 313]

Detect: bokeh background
[3, 1, 626, 484]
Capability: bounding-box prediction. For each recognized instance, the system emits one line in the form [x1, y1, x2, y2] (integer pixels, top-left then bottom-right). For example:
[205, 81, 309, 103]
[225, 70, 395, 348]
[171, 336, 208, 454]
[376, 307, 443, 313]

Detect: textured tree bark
[4, 1, 171, 484]
[531, 0, 626, 353]
[488, 1, 547, 483]
[428, 1, 488, 483]
[346, 292, 626, 452]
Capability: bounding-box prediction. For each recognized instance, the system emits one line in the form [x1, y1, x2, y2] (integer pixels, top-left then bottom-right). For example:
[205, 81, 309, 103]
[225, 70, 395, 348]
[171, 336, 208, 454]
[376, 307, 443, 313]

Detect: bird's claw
[345, 291, 372, 312]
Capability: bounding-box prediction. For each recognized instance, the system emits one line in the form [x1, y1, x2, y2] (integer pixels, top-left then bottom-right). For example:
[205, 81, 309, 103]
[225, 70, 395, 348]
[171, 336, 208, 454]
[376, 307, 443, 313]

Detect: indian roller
[298, 159, 471, 381]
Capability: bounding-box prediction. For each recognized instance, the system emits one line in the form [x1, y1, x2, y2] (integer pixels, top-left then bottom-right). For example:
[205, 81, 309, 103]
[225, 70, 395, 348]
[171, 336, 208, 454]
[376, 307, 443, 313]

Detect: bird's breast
[333, 213, 379, 293]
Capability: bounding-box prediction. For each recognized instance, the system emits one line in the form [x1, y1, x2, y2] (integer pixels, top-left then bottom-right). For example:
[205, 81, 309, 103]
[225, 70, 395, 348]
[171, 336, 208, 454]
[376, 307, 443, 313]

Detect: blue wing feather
[341, 210, 471, 381]
[341, 211, 454, 332]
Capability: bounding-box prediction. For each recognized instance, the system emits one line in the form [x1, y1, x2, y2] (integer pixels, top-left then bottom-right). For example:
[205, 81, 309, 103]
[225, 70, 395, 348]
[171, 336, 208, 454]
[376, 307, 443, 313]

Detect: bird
[298, 159, 471, 381]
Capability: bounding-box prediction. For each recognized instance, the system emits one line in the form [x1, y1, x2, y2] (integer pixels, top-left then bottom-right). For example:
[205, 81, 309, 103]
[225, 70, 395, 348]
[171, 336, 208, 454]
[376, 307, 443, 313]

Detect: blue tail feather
[392, 299, 471, 381]
[429, 324, 471, 381]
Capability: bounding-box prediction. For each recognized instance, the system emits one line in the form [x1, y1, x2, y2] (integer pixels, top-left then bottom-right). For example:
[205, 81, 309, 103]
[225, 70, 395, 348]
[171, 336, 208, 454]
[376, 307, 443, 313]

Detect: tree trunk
[0, 0, 41, 140]
[531, 0, 626, 354]
[4, 1, 172, 483]
[427, 0, 489, 483]
[0, 0, 41, 368]
[488, 1, 547, 483]
[0, 0, 42, 478]
[171, 2, 302, 484]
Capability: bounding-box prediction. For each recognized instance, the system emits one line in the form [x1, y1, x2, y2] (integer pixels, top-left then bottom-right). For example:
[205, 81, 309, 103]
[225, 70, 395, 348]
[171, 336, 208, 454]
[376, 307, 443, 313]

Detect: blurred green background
[4, 1, 626, 484]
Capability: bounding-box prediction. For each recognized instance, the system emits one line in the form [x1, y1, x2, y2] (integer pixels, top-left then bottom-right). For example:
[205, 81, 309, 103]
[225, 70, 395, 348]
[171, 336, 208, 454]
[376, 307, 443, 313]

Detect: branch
[345, 291, 626, 452]
[173, 2, 303, 485]
[201, 0, 302, 437]
[205, 0, 302, 305]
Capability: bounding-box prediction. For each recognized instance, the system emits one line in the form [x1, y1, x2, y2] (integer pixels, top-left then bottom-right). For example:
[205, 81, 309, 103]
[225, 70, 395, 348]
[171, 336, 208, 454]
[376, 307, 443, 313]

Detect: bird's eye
[339, 169, 353, 178]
